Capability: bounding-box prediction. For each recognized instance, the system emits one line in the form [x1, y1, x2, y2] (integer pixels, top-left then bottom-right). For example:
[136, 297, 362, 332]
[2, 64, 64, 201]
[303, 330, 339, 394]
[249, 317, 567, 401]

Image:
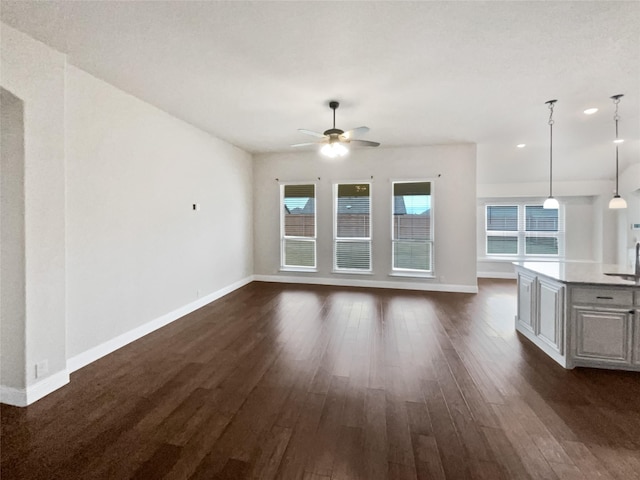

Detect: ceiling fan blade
[342, 126, 369, 139]
[291, 142, 323, 147]
[298, 129, 326, 138]
[349, 139, 380, 147]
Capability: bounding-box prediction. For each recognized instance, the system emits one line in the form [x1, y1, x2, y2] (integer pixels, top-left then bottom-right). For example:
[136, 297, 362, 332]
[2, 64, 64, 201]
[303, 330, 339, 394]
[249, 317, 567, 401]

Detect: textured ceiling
[1, 0, 639, 184]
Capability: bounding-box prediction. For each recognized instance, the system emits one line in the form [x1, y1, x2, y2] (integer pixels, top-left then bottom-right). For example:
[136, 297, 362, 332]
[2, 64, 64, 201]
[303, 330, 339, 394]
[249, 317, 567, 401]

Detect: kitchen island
[514, 262, 640, 371]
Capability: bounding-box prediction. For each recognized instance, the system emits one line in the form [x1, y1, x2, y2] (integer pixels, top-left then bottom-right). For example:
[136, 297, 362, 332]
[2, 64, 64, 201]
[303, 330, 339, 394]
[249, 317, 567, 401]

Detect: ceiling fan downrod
[325, 101, 343, 137]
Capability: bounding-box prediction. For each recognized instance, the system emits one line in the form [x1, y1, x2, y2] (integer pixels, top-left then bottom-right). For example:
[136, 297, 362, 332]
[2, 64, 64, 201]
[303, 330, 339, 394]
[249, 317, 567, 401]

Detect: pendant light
[543, 99, 559, 209]
[608, 94, 627, 209]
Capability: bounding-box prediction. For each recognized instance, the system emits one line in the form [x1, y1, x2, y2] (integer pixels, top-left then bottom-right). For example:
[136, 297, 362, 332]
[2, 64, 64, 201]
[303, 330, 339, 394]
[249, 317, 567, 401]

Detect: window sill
[478, 257, 563, 263]
[279, 267, 318, 273]
[389, 271, 435, 279]
[332, 269, 373, 275]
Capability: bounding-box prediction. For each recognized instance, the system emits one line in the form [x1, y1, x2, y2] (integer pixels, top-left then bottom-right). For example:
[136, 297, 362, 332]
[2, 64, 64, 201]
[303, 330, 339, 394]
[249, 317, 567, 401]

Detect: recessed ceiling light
[584, 107, 598, 115]
[517, 144, 526, 148]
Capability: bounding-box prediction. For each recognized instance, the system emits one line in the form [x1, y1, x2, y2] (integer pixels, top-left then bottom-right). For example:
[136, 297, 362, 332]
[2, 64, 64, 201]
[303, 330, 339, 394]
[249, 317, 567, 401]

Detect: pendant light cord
[613, 97, 620, 196]
[608, 94, 626, 209]
[546, 100, 556, 198]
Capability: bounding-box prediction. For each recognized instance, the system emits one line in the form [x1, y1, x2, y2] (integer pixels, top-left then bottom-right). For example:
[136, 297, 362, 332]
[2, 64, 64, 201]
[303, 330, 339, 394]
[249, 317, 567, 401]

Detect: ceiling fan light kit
[321, 142, 348, 158]
[292, 101, 380, 158]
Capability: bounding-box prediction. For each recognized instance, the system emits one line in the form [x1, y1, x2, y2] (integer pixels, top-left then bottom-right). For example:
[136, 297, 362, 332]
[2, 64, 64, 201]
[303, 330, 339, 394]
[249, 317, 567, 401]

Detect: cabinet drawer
[571, 287, 633, 306]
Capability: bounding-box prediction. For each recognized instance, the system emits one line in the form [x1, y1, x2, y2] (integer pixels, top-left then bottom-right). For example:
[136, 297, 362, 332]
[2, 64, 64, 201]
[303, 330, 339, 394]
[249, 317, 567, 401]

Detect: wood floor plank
[423, 379, 471, 479]
[363, 388, 389, 479]
[3, 280, 640, 480]
[481, 426, 532, 480]
[130, 442, 182, 480]
[330, 425, 365, 480]
[246, 425, 292, 480]
[274, 391, 326, 479]
[491, 403, 560, 480]
[306, 375, 349, 476]
[163, 410, 233, 480]
[559, 440, 616, 480]
[411, 434, 446, 480]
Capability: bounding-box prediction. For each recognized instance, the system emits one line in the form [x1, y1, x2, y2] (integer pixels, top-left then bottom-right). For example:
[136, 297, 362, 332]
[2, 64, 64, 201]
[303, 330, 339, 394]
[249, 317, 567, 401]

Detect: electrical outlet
[36, 360, 49, 379]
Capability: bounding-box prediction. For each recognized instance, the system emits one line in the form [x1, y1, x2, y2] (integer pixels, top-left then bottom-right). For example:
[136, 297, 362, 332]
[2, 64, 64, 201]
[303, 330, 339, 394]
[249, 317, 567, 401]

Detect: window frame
[280, 182, 317, 272]
[333, 181, 373, 273]
[390, 180, 434, 276]
[484, 202, 564, 259]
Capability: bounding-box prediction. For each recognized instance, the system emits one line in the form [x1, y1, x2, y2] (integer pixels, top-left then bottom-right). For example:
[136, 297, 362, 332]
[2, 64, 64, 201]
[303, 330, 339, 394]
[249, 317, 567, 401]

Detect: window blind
[392, 181, 432, 272]
[485, 203, 563, 257]
[486, 205, 519, 255]
[282, 184, 316, 268]
[335, 183, 371, 271]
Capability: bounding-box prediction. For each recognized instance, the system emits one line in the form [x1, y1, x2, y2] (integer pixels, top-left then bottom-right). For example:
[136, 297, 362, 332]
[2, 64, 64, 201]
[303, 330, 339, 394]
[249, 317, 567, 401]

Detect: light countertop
[513, 261, 639, 287]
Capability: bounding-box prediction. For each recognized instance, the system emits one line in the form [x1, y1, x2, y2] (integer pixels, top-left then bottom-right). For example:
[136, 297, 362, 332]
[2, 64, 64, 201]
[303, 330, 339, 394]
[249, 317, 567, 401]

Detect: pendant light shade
[609, 195, 627, 209]
[608, 94, 627, 209]
[543, 99, 559, 210]
[543, 197, 560, 209]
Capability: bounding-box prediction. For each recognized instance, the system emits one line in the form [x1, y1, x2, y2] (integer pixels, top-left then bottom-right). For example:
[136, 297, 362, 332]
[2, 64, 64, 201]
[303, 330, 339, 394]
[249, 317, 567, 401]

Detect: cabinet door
[574, 307, 632, 365]
[537, 278, 564, 353]
[517, 271, 536, 333]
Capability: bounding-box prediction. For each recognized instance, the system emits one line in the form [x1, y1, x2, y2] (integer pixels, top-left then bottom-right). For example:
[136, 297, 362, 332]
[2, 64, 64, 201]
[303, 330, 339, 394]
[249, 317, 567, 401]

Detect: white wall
[253, 145, 477, 292]
[616, 163, 640, 267]
[621, 188, 640, 267]
[1, 88, 26, 391]
[1, 24, 68, 404]
[564, 196, 596, 261]
[65, 66, 253, 359]
[620, 162, 640, 196]
[1, 23, 254, 406]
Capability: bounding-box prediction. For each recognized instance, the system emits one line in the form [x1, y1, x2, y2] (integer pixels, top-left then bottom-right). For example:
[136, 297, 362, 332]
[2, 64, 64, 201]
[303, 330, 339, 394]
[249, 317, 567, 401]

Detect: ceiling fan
[291, 101, 380, 158]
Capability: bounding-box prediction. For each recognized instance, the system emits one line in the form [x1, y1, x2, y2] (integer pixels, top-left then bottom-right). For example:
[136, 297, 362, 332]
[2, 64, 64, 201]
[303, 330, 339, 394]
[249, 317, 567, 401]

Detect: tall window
[334, 183, 371, 271]
[392, 181, 433, 273]
[486, 203, 563, 257]
[281, 184, 316, 269]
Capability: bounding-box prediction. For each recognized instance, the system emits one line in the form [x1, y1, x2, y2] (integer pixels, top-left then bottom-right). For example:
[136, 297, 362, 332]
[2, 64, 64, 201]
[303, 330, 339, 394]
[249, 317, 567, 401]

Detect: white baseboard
[0, 385, 26, 407]
[67, 275, 254, 373]
[1, 369, 70, 407]
[477, 271, 517, 279]
[253, 274, 478, 293]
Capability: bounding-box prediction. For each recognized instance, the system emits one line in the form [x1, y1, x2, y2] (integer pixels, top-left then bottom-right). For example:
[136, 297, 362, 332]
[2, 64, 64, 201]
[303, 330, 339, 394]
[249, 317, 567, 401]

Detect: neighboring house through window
[281, 184, 316, 270]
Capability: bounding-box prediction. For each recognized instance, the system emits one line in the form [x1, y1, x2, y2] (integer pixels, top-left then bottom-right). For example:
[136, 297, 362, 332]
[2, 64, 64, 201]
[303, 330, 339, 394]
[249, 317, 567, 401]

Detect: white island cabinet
[514, 262, 639, 371]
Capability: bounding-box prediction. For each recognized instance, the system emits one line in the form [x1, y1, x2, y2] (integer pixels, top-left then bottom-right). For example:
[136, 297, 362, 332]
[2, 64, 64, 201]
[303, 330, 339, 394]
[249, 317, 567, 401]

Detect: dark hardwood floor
[2, 279, 640, 479]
